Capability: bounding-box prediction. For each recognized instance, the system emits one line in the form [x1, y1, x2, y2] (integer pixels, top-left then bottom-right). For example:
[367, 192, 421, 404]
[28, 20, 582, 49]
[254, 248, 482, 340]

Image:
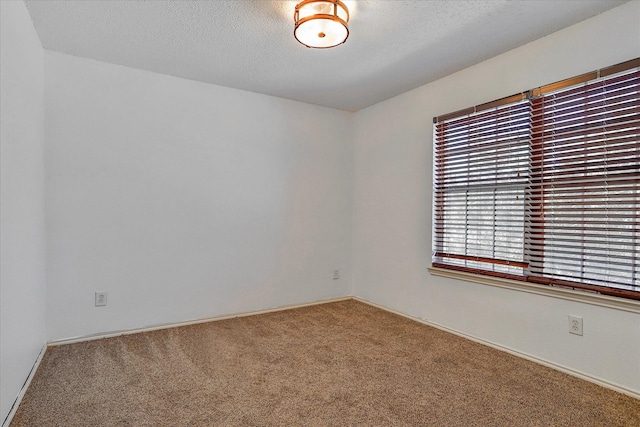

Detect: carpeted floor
[11, 300, 640, 426]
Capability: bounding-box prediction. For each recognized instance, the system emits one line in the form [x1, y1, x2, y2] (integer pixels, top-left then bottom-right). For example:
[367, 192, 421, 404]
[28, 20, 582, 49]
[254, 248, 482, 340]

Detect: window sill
[427, 267, 640, 314]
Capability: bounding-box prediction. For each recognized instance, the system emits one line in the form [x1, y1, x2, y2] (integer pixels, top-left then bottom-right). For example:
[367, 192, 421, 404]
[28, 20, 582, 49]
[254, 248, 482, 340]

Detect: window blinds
[433, 101, 530, 279]
[527, 69, 639, 296]
[433, 59, 640, 300]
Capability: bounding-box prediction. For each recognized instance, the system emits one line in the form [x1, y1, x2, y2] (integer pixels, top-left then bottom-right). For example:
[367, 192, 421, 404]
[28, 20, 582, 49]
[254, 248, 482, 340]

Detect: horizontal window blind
[527, 69, 639, 296]
[433, 59, 640, 300]
[433, 101, 530, 279]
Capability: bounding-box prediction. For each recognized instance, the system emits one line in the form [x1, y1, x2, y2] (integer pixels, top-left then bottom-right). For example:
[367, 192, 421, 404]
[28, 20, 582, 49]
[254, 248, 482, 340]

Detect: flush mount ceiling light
[294, 0, 350, 49]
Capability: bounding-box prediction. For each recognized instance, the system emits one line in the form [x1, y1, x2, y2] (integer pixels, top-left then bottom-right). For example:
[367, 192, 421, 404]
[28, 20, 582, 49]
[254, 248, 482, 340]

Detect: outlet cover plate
[95, 291, 107, 307]
[568, 315, 583, 336]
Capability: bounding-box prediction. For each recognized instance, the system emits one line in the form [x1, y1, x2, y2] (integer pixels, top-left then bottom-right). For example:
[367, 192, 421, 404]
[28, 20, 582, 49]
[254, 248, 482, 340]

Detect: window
[433, 58, 640, 301]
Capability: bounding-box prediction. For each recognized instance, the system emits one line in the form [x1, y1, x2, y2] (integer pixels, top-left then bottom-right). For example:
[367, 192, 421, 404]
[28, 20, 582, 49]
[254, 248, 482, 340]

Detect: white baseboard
[48, 296, 353, 347]
[353, 296, 640, 400]
[2, 344, 47, 427]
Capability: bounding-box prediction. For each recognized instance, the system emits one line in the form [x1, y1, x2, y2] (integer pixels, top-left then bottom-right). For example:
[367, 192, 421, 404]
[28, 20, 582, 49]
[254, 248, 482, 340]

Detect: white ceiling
[24, 0, 627, 111]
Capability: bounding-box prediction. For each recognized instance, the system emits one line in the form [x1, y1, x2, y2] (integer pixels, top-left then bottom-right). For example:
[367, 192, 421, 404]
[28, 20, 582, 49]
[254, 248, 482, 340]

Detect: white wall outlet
[568, 315, 583, 336]
[333, 269, 340, 280]
[95, 291, 107, 307]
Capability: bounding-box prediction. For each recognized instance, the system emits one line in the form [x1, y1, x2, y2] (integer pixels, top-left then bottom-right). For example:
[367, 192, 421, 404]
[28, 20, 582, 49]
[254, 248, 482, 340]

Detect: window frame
[431, 58, 640, 302]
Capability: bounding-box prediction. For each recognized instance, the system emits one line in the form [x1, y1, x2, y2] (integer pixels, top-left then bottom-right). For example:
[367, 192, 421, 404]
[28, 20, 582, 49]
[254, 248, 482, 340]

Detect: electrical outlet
[333, 269, 340, 280]
[568, 315, 583, 336]
[95, 291, 107, 307]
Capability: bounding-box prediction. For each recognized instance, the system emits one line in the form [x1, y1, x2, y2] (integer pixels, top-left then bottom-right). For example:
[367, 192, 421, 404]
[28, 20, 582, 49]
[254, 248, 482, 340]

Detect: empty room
[1, 0, 639, 425]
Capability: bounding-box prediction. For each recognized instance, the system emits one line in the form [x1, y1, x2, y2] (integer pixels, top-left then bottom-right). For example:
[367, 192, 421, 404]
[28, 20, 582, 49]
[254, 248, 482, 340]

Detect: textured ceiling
[24, 0, 627, 111]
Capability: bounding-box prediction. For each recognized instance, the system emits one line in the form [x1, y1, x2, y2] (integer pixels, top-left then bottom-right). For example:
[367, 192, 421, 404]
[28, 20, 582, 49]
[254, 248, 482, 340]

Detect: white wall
[351, 1, 640, 394]
[0, 0, 47, 423]
[44, 52, 353, 341]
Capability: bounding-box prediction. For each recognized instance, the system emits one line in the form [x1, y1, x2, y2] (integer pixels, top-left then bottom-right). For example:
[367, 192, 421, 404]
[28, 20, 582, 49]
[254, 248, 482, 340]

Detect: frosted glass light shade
[294, 0, 349, 48]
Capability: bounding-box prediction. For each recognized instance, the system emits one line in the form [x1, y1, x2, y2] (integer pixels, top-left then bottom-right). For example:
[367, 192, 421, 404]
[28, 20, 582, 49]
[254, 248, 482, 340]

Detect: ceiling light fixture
[294, 0, 350, 49]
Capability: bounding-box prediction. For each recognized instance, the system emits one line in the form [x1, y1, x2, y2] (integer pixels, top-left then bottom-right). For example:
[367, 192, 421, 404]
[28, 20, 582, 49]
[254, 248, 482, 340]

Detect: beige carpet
[11, 300, 640, 426]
